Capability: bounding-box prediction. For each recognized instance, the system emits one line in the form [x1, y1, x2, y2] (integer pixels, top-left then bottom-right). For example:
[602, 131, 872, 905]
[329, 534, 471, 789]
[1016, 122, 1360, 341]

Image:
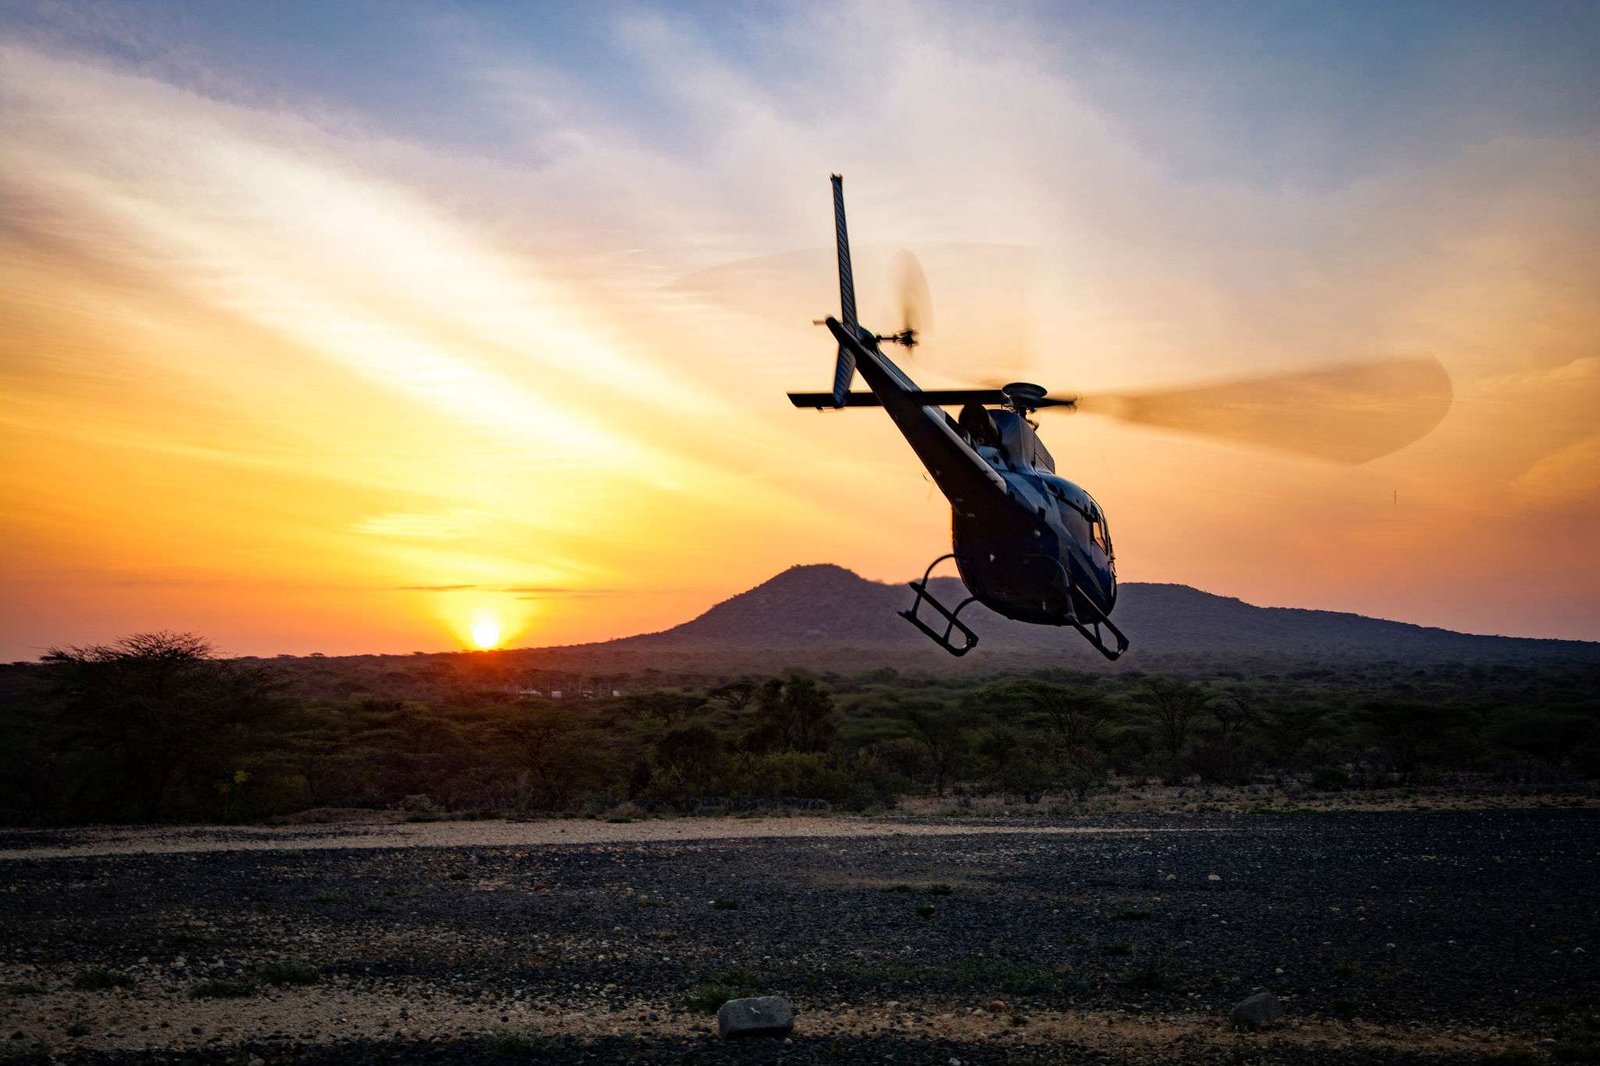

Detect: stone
[1229, 992, 1285, 1030]
[716, 995, 795, 1038]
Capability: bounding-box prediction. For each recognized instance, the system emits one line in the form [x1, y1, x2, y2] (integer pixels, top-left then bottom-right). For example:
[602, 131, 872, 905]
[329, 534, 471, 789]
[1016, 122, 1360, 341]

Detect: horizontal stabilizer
[788, 389, 1011, 410]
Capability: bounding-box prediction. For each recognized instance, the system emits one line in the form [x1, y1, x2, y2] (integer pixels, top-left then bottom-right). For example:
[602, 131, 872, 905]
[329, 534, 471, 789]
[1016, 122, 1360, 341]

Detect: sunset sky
[3, 1, 1598, 659]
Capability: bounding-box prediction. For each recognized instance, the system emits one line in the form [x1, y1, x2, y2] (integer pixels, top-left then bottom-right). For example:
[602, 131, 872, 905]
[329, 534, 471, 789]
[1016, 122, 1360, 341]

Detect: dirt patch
[0, 986, 1539, 1059]
[0, 817, 1223, 861]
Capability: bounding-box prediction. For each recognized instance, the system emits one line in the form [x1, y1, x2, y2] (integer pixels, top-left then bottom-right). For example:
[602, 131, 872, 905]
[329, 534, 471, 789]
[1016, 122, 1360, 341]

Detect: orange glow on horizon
[1, 11, 1597, 657]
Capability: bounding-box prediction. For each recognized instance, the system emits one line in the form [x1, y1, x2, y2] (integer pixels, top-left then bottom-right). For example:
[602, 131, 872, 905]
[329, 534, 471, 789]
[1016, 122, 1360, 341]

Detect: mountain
[607, 563, 1596, 669]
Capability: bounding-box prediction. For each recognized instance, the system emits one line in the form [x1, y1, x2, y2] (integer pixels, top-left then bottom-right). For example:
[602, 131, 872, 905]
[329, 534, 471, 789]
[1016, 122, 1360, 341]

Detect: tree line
[1, 632, 1596, 825]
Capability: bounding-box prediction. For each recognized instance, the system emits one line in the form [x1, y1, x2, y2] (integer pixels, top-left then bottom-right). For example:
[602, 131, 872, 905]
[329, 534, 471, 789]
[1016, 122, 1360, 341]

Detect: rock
[1229, 991, 1285, 1029]
[716, 995, 795, 1038]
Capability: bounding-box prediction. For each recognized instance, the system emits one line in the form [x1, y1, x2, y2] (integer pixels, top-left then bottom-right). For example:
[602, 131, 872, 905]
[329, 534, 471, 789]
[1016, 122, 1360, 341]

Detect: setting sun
[468, 612, 503, 651]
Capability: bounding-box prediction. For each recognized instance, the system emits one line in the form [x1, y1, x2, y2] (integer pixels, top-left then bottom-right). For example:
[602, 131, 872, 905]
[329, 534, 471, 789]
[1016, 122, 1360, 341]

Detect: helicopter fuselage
[830, 320, 1117, 632]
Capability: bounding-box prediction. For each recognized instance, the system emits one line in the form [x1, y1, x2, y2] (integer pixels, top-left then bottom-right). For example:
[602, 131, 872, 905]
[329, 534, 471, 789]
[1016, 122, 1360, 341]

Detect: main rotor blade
[1066, 355, 1453, 463]
[788, 389, 1010, 409]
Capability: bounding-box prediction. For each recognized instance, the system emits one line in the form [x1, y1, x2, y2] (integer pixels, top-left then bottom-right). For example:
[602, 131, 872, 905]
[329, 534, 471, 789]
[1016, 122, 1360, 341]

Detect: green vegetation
[684, 966, 763, 1013]
[0, 630, 1596, 825]
[1120, 962, 1177, 992]
[70, 967, 133, 991]
[480, 1030, 555, 1055]
[189, 977, 260, 998]
[257, 959, 320, 986]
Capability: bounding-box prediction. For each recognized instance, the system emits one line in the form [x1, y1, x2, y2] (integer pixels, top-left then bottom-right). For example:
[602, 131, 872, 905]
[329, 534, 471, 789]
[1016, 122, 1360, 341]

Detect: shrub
[258, 959, 320, 986]
[190, 977, 260, 998]
[71, 967, 133, 991]
[481, 1031, 554, 1054]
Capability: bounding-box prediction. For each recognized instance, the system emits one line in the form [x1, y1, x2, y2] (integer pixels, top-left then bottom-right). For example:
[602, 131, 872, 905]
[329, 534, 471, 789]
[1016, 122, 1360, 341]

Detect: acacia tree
[897, 702, 970, 797]
[43, 632, 283, 821]
[975, 679, 1108, 800]
[744, 676, 838, 754]
[1140, 678, 1212, 781]
[499, 705, 614, 811]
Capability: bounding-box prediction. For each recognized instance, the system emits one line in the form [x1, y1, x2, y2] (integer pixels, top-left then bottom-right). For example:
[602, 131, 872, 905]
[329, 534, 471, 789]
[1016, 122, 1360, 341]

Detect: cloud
[1513, 436, 1600, 509]
[2, 2, 1597, 651]
[355, 511, 494, 541]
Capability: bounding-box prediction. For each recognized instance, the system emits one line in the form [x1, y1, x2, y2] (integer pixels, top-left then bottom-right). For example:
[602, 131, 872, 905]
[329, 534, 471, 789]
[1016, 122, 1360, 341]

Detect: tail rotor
[876, 249, 932, 350]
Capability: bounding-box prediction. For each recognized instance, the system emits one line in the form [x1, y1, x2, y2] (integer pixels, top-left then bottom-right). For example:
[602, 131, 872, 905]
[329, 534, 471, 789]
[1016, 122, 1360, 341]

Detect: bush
[71, 967, 133, 991]
[190, 977, 260, 998]
[258, 959, 320, 986]
[1310, 764, 1351, 790]
[723, 751, 854, 807]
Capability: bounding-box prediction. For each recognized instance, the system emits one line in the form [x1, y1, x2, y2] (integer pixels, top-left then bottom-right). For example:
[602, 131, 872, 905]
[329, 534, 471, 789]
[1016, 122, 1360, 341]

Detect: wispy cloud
[2, 1, 1597, 651]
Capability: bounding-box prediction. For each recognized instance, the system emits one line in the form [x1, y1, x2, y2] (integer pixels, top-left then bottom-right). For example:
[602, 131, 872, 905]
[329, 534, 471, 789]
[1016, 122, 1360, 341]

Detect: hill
[601, 564, 1597, 672]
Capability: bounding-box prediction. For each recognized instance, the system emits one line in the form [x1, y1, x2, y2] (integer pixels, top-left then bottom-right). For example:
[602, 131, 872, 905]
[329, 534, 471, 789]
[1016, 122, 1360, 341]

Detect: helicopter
[786, 174, 1452, 661]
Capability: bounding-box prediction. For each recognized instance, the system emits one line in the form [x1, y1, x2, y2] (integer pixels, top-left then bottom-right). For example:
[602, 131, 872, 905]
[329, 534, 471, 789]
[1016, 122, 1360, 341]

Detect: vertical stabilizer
[830, 174, 857, 406]
[831, 174, 857, 330]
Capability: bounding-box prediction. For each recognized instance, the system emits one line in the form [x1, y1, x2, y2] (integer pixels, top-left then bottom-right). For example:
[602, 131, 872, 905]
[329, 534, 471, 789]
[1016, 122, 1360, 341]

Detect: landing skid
[1031, 554, 1129, 662]
[899, 554, 979, 656]
[899, 554, 1130, 661]
[1065, 587, 1130, 662]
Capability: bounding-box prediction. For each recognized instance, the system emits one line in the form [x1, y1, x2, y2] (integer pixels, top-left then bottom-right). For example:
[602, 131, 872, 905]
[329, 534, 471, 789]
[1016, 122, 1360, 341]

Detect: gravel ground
[1, 810, 1595, 1064]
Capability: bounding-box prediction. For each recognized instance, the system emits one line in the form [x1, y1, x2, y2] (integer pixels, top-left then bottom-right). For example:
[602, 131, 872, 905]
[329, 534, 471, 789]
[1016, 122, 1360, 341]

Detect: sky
[2, 0, 1598, 659]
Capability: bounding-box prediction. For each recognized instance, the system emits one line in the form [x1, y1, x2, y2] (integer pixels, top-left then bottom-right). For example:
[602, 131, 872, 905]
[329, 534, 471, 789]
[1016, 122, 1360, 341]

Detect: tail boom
[822, 318, 1007, 515]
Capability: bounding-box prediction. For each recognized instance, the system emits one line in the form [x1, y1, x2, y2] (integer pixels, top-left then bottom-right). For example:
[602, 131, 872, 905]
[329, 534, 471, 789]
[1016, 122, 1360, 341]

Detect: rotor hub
[999, 381, 1049, 412]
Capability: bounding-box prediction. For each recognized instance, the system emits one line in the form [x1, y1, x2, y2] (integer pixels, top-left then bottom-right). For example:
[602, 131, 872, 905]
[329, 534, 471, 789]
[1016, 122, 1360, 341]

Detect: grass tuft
[71, 967, 133, 991]
[684, 983, 736, 1013]
[258, 959, 320, 986]
[480, 1030, 554, 1054]
[684, 967, 760, 1012]
[190, 977, 260, 999]
[1120, 963, 1176, 992]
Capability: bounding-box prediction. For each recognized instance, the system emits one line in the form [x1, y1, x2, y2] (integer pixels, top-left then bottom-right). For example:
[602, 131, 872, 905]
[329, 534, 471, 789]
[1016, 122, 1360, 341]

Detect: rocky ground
[1, 810, 1596, 1064]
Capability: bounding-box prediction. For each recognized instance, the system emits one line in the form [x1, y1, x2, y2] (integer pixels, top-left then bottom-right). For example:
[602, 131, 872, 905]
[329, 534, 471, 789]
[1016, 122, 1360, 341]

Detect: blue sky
[10, 1, 1595, 183]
